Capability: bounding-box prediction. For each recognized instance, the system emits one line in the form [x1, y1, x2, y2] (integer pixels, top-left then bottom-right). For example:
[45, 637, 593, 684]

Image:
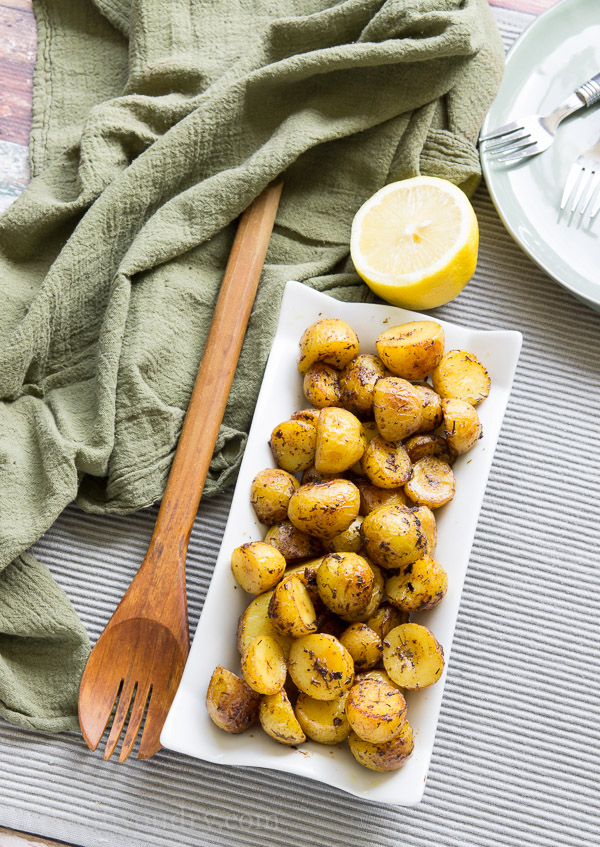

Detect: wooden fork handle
[148, 179, 283, 561]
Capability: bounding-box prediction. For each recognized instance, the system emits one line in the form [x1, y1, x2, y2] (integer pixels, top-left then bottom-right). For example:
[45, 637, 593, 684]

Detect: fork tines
[560, 161, 600, 218]
[480, 123, 542, 163]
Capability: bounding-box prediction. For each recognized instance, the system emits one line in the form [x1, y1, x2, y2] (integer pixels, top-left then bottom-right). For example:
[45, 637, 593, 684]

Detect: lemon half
[350, 176, 479, 310]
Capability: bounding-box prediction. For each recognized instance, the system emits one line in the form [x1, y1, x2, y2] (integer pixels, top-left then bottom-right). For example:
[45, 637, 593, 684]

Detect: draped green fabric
[0, 0, 503, 731]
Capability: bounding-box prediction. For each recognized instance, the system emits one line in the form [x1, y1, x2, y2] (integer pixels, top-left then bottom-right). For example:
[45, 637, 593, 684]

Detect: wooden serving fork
[78, 180, 283, 762]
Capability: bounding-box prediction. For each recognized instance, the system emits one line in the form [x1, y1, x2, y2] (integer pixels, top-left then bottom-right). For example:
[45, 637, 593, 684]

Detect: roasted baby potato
[241, 635, 287, 695]
[206, 666, 260, 734]
[339, 561, 384, 623]
[264, 520, 324, 561]
[405, 457, 455, 509]
[295, 692, 350, 745]
[237, 591, 293, 656]
[412, 504, 437, 555]
[323, 516, 363, 554]
[339, 354, 387, 419]
[404, 433, 454, 466]
[345, 677, 407, 743]
[288, 633, 354, 700]
[383, 623, 444, 689]
[357, 480, 407, 515]
[414, 383, 443, 433]
[284, 560, 322, 605]
[287, 479, 361, 540]
[348, 720, 414, 771]
[314, 407, 366, 474]
[270, 419, 316, 473]
[301, 466, 345, 485]
[367, 603, 409, 641]
[376, 321, 445, 380]
[361, 504, 431, 569]
[360, 436, 412, 489]
[432, 349, 491, 406]
[442, 398, 482, 455]
[268, 574, 318, 637]
[373, 377, 422, 441]
[298, 318, 359, 376]
[317, 552, 375, 617]
[290, 408, 321, 426]
[339, 622, 383, 671]
[231, 541, 287, 594]
[260, 688, 306, 746]
[355, 668, 404, 692]
[303, 362, 343, 409]
[385, 555, 448, 612]
[250, 468, 299, 525]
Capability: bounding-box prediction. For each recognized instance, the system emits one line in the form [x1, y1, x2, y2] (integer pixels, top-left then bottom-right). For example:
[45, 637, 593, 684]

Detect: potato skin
[404, 457, 455, 509]
[231, 541, 287, 594]
[339, 354, 388, 419]
[432, 349, 491, 406]
[385, 555, 448, 612]
[404, 433, 454, 466]
[250, 468, 299, 525]
[270, 419, 316, 473]
[360, 436, 412, 489]
[315, 407, 367, 474]
[348, 720, 414, 771]
[288, 479, 361, 540]
[241, 635, 287, 695]
[412, 504, 437, 555]
[268, 574, 318, 637]
[288, 633, 354, 700]
[317, 552, 375, 617]
[260, 689, 306, 746]
[339, 561, 384, 623]
[206, 666, 260, 734]
[295, 692, 350, 745]
[290, 408, 321, 426]
[414, 383, 443, 433]
[373, 377, 422, 441]
[303, 362, 343, 409]
[367, 603, 409, 640]
[322, 516, 363, 554]
[237, 591, 293, 656]
[264, 520, 324, 561]
[383, 623, 445, 690]
[376, 321, 444, 380]
[361, 504, 431, 569]
[442, 398, 482, 455]
[345, 677, 407, 743]
[298, 318, 359, 376]
[339, 622, 383, 671]
[357, 480, 407, 516]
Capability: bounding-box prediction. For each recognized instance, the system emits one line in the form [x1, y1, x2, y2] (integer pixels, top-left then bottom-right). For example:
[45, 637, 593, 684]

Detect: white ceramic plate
[480, 0, 600, 312]
[161, 281, 522, 806]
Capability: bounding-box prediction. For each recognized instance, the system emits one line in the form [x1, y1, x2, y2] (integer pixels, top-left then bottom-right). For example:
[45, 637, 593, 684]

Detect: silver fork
[560, 134, 600, 218]
[480, 72, 600, 164]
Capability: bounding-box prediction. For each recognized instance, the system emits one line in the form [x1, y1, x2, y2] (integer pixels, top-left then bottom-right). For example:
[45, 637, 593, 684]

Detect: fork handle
[576, 72, 600, 108]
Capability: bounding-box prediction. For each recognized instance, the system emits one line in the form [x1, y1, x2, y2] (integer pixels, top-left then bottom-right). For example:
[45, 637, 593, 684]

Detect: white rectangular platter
[161, 280, 522, 806]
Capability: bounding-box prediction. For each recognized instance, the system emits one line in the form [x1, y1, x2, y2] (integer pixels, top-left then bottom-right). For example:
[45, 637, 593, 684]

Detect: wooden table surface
[0, 0, 561, 845]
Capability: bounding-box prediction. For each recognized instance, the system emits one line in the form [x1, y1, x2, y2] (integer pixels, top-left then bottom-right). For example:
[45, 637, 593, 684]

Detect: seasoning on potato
[206, 666, 260, 734]
[287, 479, 361, 540]
[241, 635, 287, 695]
[339, 561, 384, 623]
[250, 468, 300, 525]
[361, 504, 431, 569]
[268, 574, 318, 637]
[373, 377, 422, 441]
[376, 321, 445, 380]
[231, 541, 287, 594]
[314, 407, 367, 474]
[414, 383, 443, 433]
[404, 457, 456, 509]
[345, 677, 407, 744]
[385, 555, 448, 612]
[367, 603, 409, 640]
[360, 435, 412, 489]
[383, 623, 445, 689]
[442, 397, 482, 455]
[303, 362, 343, 409]
[432, 349, 491, 405]
[356, 480, 407, 515]
[288, 633, 354, 700]
[339, 353, 388, 419]
[348, 720, 414, 772]
[316, 552, 375, 617]
[237, 590, 293, 656]
[339, 622, 383, 671]
[270, 418, 316, 472]
[298, 318, 359, 376]
[295, 691, 350, 745]
[259, 688, 306, 746]
[264, 520, 324, 561]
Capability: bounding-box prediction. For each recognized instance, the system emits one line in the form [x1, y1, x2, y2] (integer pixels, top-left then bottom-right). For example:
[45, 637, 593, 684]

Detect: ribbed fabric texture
[0, 8, 599, 847]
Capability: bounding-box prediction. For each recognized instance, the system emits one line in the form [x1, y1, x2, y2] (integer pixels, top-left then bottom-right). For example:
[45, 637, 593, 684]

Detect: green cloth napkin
[0, 0, 503, 732]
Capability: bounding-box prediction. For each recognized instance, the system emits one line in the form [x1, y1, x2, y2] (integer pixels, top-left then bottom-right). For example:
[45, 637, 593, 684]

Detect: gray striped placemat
[1, 8, 599, 847]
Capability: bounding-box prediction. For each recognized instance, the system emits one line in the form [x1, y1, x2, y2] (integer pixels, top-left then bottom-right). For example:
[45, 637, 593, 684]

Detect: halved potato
[404, 433, 454, 466]
[231, 541, 286, 594]
[322, 516, 363, 554]
[361, 504, 430, 569]
[268, 574, 318, 637]
[432, 349, 491, 405]
[206, 666, 260, 734]
[284, 560, 322, 605]
[360, 436, 412, 489]
[264, 520, 324, 561]
[303, 362, 343, 409]
[287, 479, 360, 540]
[237, 591, 293, 656]
[414, 383, 443, 433]
[295, 692, 350, 745]
[317, 552, 375, 617]
[383, 623, 444, 689]
[412, 504, 437, 555]
[288, 633, 354, 700]
[241, 635, 287, 695]
[250, 468, 299, 525]
[385, 555, 448, 612]
[442, 398, 482, 455]
[298, 319, 359, 376]
[339, 622, 383, 671]
[315, 407, 367, 474]
[376, 321, 445, 380]
[339, 354, 388, 419]
[356, 480, 407, 516]
[339, 561, 384, 623]
[348, 720, 414, 771]
[404, 457, 456, 509]
[373, 377, 422, 441]
[270, 419, 316, 473]
[260, 688, 306, 746]
[345, 677, 407, 743]
[367, 603, 409, 640]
